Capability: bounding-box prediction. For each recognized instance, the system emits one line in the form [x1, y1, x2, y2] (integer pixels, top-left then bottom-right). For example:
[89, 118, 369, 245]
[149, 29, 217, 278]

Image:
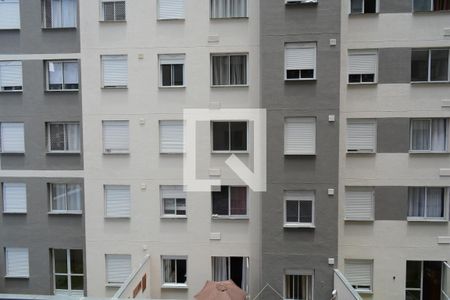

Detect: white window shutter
[0, 61, 22, 88]
[284, 190, 314, 201]
[159, 0, 184, 19]
[345, 188, 374, 220]
[5, 248, 29, 277]
[346, 120, 376, 152]
[1, 123, 25, 153]
[161, 185, 186, 199]
[3, 183, 27, 213]
[348, 52, 377, 75]
[284, 117, 316, 155]
[105, 185, 130, 217]
[102, 56, 128, 87]
[103, 121, 129, 153]
[106, 254, 132, 284]
[159, 54, 185, 65]
[160, 120, 184, 153]
[0, 0, 20, 29]
[285, 43, 316, 71]
[345, 260, 372, 289]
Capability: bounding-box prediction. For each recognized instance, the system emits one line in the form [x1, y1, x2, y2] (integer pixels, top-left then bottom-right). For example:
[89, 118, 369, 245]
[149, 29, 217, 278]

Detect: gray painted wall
[374, 186, 408, 220]
[260, 0, 340, 298]
[0, 177, 84, 295]
[378, 48, 412, 84]
[377, 118, 410, 153]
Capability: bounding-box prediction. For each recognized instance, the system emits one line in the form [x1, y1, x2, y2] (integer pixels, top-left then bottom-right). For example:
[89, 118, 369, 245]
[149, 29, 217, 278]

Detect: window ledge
[42, 27, 77, 31]
[346, 151, 376, 155]
[411, 81, 450, 85]
[347, 82, 377, 86]
[157, 18, 185, 22]
[284, 153, 316, 156]
[159, 85, 186, 89]
[356, 290, 373, 295]
[161, 215, 187, 219]
[5, 276, 29, 279]
[49, 211, 82, 215]
[3, 212, 27, 215]
[104, 216, 130, 219]
[47, 151, 81, 156]
[212, 215, 249, 220]
[348, 12, 379, 16]
[409, 150, 449, 154]
[161, 283, 188, 289]
[45, 89, 79, 93]
[0, 28, 20, 31]
[285, 78, 316, 82]
[103, 152, 130, 155]
[160, 152, 184, 155]
[101, 86, 128, 90]
[105, 283, 122, 288]
[284, 223, 315, 229]
[211, 84, 249, 88]
[344, 218, 374, 222]
[0, 152, 25, 156]
[99, 20, 127, 23]
[407, 217, 448, 223]
[412, 10, 450, 14]
[210, 17, 249, 20]
[0, 90, 23, 94]
[211, 150, 249, 154]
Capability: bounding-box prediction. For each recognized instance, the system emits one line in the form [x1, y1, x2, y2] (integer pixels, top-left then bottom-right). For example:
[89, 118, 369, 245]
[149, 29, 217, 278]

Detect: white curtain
[212, 56, 229, 85]
[63, 62, 79, 85]
[431, 119, 447, 151]
[51, 0, 62, 27]
[230, 56, 246, 85]
[66, 124, 80, 151]
[241, 257, 249, 292]
[427, 188, 443, 218]
[62, 0, 77, 27]
[49, 62, 63, 85]
[212, 257, 228, 281]
[164, 259, 175, 283]
[163, 198, 175, 214]
[411, 120, 431, 151]
[52, 184, 67, 210]
[211, 0, 246, 18]
[211, 0, 228, 18]
[231, 0, 246, 17]
[67, 184, 81, 211]
[408, 187, 425, 217]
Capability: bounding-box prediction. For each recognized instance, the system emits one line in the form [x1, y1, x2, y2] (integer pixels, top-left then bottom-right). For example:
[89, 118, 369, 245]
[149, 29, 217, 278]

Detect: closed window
[158, 0, 184, 19]
[345, 187, 374, 221]
[5, 248, 29, 278]
[0, 122, 25, 153]
[212, 121, 247, 152]
[47, 123, 81, 152]
[345, 260, 373, 292]
[0, 0, 20, 29]
[160, 120, 183, 153]
[284, 271, 313, 300]
[410, 119, 448, 152]
[284, 191, 314, 227]
[346, 119, 377, 153]
[348, 51, 377, 83]
[104, 185, 130, 218]
[212, 257, 249, 291]
[53, 249, 84, 295]
[101, 55, 128, 88]
[46, 61, 79, 91]
[159, 55, 184, 87]
[162, 256, 187, 286]
[350, 0, 377, 13]
[50, 184, 82, 213]
[411, 49, 449, 82]
[105, 254, 131, 285]
[408, 187, 446, 220]
[2, 183, 27, 213]
[211, 54, 247, 86]
[0, 61, 22, 91]
[212, 186, 247, 217]
[414, 0, 450, 11]
[42, 0, 77, 28]
[210, 0, 247, 18]
[160, 185, 186, 217]
[406, 261, 444, 300]
[103, 120, 129, 153]
[285, 43, 316, 80]
[101, 0, 126, 21]
[284, 117, 316, 155]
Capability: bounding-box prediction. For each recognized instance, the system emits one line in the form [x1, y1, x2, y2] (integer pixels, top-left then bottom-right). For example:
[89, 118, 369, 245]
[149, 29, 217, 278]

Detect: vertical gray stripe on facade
[379, 0, 412, 13]
[378, 48, 412, 84]
[377, 118, 410, 153]
[374, 186, 408, 220]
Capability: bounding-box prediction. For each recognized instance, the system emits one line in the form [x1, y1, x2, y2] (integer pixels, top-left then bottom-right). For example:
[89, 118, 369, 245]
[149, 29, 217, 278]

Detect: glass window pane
[230, 122, 247, 151]
[52, 184, 67, 211]
[49, 62, 63, 87]
[70, 250, 84, 274]
[55, 275, 68, 290]
[299, 200, 313, 223]
[176, 198, 186, 215]
[433, 0, 450, 11]
[414, 0, 432, 11]
[173, 64, 184, 86]
[161, 65, 172, 86]
[430, 50, 449, 82]
[411, 120, 431, 151]
[408, 187, 426, 217]
[50, 124, 66, 151]
[411, 50, 429, 82]
[63, 62, 79, 87]
[286, 201, 299, 222]
[426, 188, 444, 218]
[163, 259, 175, 283]
[213, 122, 230, 151]
[212, 186, 229, 215]
[406, 290, 421, 300]
[364, 0, 377, 13]
[230, 187, 247, 215]
[71, 275, 84, 290]
[67, 185, 81, 211]
[164, 198, 175, 215]
[212, 56, 230, 85]
[406, 261, 422, 289]
[54, 249, 68, 273]
[230, 55, 247, 85]
[176, 259, 187, 284]
[287, 69, 300, 79]
[115, 1, 126, 20]
[351, 0, 363, 13]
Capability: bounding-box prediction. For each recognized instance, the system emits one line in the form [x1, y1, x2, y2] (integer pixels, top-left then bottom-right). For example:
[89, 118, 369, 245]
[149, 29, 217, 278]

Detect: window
[284, 191, 314, 227]
[105, 254, 132, 285]
[101, 55, 128, 88]
[285, 43, 316, 80]
[284, 271, 313, 300]
[42, 0, 77, 28]
[345, 188, 374, 221]
[5, 248, 29, 278]
[101, 1, 126, 21]
[2, 183, 26, 213]
[410, 119, 448, 152]
[158, 0, 184, 19]
[406, 261, 444, 300]
[161, 256, 187, 287]
[346, 119, 377, 153]
[408, 187, 447, 220]
[344, 260, 373, 292]
[46, 61, 79, 91]
[0, 0, 20, 29]
[53, 249, 84, 295]
[212, 186, 247, 217]
[160, 120, 184, 153]
[411, 49, 449, 82]
[159, 55, 184, 87]
[0, 123, 25, 153]
[212, 257, 249, 291]
[160, 185, 186, 217]
[414, 0, 450, 11]
[284, 117, 316, 155]
[212, 121, 247, 152]
[102, 120, 129, 153]
[104, 185, 130, 218]
[210, 0, 247, 18]
[348, 51, 377, 83]
[47, 123, 81, 153]
[350, 0, 377, 13]
[50, 184, 82, 213]
[0, 61, 22, 91]
[211, 54, 247, 86]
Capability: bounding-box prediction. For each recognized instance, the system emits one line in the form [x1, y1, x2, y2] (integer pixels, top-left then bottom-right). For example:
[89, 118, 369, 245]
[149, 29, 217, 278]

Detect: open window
[42, 0, 77, 28]
[406, 261, 444, 300]
[350, 0, 377, 14]
[284, 270, 313, 300]
[212, 257, 249, 292]
[414, 0, 450, 12]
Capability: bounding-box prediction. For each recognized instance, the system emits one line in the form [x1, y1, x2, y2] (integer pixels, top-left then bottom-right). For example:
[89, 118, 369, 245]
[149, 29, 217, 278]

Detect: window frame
[52, 249, 84, 295]
[407, 187, 449, 221]
[102, 120, 130, 154]
[283, 270, 314, 300]
[104, 184, 131, 218]
[409, 118, 449, 153]
[211, 186, 248, 218]
[347, 50, 378, 84]
[41, 0, 78, 29]
[160, 185, 187, 218]
[411, 49, 450, 83]
[0, 61, 23, 92]
[211, 256, 249, 292]
[161, 256, 188, 288]
[158, 54, 185, 88]
[101, 55, 128, 89]
[46, 122, 81, 154]
[284, 42, 317, 81]
[2, 182, 27, 214]
[210, 53, 249, 87]
[413, 0, 450, 12]
[283, 190, 315, 228]
[349, 0, 378, 14]
[0, 0, 21, 30]
[344, 259, 374, 293]
[211, 121, 249, 153]
[4, 247, 29, 278]
[49, 183, 82, 214]
[45, 60, 80, 92]
[100, 0, 126, 22]
[210, 0, 249, 19]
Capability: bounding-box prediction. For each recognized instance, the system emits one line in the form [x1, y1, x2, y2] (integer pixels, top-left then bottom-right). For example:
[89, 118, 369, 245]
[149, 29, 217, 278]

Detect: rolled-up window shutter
[3, 183, 27, 213]
[346, 119, 376, 152]
[1, 123, 25, 153]
[160, 120, 184, 153]
[348, 52, 377, 75]
[6, 248, 29, 277]
[284, 117, 316, 155]
[0, 61, 23, 89]
[106, 254, 132, 284]
[285, 43, 316, 71]
[0, 0, 20, 29]
[103, 121, 129, 153]
[161, 185, 185, 199]
[345, 260, 372, 290]
[159, 0, 184, 19]
[105, 185, 130, 217]
[159, 55, 185, 65]
[102, 55, 128, 87]
[345, 188, 374, 220]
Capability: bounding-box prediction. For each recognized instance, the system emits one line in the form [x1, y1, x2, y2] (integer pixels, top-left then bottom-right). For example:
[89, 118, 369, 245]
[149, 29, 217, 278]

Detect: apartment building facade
[0, 0, 85, 296]
[339, 0, 450, 299]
